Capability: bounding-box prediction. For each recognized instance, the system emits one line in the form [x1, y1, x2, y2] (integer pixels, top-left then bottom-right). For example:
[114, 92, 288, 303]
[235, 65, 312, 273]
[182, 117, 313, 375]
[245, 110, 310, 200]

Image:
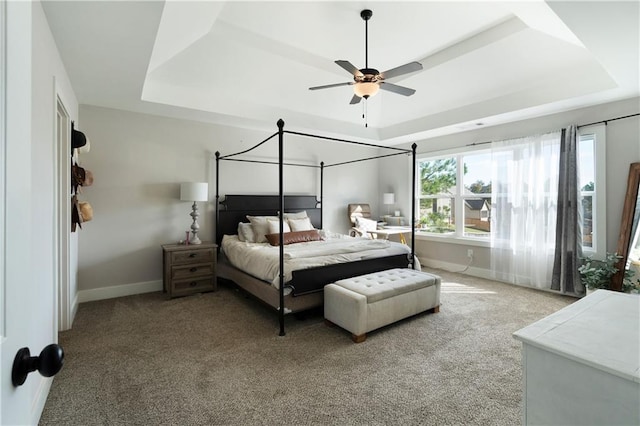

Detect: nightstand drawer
[171, 248, 214, 264]
[171, 263, 215, 280]
[172, 277, 215, 294]
[162, 242, 217, 299]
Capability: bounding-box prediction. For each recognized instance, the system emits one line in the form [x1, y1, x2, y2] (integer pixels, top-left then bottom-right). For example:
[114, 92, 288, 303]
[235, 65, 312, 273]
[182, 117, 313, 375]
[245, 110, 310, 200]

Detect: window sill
[414, 232, 491, 248]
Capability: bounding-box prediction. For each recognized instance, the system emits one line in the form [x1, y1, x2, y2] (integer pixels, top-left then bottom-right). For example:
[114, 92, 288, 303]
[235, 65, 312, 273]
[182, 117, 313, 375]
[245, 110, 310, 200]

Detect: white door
[1, 2, 60, 424]
[1, 1, 32, 422]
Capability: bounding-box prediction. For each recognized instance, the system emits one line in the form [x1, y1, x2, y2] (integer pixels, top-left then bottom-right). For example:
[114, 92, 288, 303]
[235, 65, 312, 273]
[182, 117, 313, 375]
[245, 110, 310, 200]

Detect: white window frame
[579, 124, 606, 258]
[414, 125, 606, 253]
[415, 147, 492, 248]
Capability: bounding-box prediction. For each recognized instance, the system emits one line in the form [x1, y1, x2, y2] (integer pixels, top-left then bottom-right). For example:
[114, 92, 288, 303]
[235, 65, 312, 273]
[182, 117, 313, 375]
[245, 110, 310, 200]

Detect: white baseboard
[75, 260, 492, 305]
[78, 280, 163, 303]
[419, 257, 494, 280]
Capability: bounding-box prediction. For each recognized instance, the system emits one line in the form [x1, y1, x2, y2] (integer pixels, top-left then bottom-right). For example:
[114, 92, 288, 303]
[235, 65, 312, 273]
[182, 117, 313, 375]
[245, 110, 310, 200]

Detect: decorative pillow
[355, 216, 378, 238]
[265, 230, 322, 246]
[246, 215, 278, 243]
[282, 211, 308, 220]
[267, 218, 291, 234]
[237, 222, 255, 243]
[288, 217, 314, 232]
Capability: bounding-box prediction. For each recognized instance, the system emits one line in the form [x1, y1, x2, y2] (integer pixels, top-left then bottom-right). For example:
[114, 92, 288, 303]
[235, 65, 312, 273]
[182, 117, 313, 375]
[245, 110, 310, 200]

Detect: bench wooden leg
[352, 333, 366, 343]
[432, 305, 440, 313]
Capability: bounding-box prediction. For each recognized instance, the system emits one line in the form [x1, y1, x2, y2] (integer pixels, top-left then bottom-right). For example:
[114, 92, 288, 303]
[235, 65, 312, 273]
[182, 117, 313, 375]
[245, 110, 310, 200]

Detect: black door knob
[12, 344, 64, 387]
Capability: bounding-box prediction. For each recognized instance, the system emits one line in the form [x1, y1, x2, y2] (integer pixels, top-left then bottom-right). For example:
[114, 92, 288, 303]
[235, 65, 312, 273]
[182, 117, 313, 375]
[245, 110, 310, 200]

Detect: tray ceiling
[42, 1, 639, 144]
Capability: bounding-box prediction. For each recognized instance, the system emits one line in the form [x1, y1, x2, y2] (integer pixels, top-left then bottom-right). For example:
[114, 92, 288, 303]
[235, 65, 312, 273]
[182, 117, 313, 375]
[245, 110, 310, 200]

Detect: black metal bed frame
[215, 119, 417, 336]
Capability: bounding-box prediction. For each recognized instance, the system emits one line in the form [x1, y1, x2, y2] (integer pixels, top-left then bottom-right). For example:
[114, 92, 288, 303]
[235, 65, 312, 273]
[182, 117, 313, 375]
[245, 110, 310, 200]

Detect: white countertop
[513, 290, 640, 383]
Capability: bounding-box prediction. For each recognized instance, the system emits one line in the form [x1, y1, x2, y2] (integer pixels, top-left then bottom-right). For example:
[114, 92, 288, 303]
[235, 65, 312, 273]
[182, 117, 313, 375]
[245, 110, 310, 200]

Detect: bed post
[215, 151, 220, 250]
[411, 143, 417, 269]
[319, 161, 324, 229]
[277, 119, 286, 336]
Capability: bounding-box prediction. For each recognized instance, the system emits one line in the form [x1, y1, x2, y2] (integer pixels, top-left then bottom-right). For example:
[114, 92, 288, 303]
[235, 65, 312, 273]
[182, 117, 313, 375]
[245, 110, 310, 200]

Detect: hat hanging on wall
[71, 122, 87, 149]
[77, 138, 91, 154]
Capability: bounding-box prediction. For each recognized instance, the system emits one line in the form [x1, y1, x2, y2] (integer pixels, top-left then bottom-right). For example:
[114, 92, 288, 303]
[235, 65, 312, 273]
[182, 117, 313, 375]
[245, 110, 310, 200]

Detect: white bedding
[221, 232, 412, 289]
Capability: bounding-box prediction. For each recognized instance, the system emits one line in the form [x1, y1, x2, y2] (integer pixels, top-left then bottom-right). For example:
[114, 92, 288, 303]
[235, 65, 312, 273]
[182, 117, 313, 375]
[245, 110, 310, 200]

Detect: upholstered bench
[324, 268, 441, 343]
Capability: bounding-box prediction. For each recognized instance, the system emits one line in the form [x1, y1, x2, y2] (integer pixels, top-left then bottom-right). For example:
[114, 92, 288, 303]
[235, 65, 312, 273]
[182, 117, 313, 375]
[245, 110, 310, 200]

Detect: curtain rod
[577, 112, 639, 129]
[466, 112, 640, 147]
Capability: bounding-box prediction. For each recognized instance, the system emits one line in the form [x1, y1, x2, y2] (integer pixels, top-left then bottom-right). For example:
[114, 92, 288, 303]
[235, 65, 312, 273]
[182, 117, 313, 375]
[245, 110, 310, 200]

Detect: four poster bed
[215, 119, 417, 335]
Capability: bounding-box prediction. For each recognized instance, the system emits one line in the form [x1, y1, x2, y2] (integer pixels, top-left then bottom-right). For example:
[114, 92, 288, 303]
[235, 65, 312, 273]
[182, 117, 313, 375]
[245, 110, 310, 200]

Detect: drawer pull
[190, 267, 197, 273]
[188, 253, 197, 258]
[189, 281, 197, 287]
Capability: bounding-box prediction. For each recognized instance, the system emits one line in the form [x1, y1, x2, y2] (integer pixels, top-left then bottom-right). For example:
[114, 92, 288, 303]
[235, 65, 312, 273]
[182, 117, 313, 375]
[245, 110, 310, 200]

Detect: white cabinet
[513, 290, 640, 426]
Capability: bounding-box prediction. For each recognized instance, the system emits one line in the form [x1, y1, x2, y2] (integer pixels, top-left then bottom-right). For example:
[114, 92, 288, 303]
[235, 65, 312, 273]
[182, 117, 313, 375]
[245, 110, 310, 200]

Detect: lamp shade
[180, 182, 208, 202]
[383, 193, 395, 205]
[353, 82, 379, 98]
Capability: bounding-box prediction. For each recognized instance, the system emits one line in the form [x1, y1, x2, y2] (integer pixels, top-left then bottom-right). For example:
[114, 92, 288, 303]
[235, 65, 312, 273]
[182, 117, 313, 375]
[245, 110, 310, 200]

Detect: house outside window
[416, 124, 605, 254]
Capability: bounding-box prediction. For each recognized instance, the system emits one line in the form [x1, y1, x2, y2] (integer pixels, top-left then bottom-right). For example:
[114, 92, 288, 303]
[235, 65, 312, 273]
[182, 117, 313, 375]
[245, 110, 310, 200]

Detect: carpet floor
[39, 269, 575, 426]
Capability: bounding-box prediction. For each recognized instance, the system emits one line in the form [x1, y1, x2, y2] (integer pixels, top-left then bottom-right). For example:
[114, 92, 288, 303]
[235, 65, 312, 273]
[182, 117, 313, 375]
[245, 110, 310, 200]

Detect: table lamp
[180, 182, 208, 244]
[383, 193, 395, 215]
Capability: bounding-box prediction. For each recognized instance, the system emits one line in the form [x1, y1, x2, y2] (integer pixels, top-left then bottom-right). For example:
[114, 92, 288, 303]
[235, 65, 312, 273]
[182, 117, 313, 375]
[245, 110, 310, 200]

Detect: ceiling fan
[309, 9, 423, 104]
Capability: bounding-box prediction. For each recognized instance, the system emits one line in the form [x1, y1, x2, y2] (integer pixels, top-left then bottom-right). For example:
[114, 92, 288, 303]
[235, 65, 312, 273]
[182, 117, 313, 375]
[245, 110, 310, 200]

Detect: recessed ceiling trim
[147, 1, 224, 74]
[417, 16, 527, 73]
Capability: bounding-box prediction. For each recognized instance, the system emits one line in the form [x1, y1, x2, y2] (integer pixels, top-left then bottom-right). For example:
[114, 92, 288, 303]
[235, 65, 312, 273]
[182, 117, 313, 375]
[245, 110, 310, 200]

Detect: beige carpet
[39, 269, 575, 426]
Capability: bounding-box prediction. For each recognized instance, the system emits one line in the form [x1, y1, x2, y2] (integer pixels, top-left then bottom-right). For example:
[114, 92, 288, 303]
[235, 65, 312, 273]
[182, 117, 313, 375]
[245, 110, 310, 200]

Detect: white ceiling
[42, 1, 639, 145]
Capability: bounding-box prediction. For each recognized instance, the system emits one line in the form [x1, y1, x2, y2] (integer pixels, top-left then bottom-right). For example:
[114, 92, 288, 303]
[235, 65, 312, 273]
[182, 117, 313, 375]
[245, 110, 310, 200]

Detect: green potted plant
[578, 252, 639, 294]
[622, 270, 640, 294]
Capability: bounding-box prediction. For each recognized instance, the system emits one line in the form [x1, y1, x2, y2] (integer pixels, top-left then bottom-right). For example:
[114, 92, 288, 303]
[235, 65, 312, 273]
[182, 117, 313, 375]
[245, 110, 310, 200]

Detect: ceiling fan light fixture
[354, 82, 379, 99]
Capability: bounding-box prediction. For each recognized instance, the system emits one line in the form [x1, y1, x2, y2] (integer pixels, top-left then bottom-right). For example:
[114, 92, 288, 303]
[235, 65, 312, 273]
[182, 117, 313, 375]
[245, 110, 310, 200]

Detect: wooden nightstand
[162, 242, 217, 299]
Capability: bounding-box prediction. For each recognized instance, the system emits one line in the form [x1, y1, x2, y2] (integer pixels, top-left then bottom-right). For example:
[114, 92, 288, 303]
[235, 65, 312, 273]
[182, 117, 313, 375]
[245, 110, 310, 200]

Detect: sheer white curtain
[490, 131, 562, 289]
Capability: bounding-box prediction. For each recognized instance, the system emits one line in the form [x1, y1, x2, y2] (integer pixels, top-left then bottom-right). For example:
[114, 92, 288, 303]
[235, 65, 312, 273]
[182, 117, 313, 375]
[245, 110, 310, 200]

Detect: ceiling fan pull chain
[364, 101, 368, 128]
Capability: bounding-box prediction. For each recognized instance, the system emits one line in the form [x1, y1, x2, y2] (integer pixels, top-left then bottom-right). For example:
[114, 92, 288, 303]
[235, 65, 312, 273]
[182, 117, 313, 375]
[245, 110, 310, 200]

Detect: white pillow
[246, 215, 278, 243]
[283, 211, 308, 220]
[288, 217, 314, 232]
[237, 222, 255, 243]
[267, 218, 291, 234]
[355, 216, 378, 238]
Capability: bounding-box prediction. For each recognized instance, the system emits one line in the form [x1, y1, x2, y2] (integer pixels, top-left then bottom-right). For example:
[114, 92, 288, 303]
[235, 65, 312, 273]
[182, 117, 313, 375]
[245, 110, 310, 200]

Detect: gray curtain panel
[551, 125, 584, 295]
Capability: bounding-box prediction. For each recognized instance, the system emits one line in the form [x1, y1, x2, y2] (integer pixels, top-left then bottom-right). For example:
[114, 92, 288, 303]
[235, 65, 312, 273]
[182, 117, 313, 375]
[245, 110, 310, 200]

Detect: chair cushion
[348, 203, 372, 225]
[355, 216, 377, 230]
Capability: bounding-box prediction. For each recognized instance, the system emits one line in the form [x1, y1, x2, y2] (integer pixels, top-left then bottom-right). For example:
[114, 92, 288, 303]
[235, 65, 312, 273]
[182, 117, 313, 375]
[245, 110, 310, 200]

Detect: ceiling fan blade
[309, 82, 353, 91]
[379, 82, 416, 96]
[380, 61, 423, 80]
[349, 94, 362, 105]
[335, 60, 364, 77]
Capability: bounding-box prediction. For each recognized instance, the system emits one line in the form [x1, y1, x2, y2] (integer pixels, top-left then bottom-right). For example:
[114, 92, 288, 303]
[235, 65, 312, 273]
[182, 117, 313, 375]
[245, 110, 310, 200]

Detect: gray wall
[77, 106, 380, 295]
[77, 97, 639, 298]
[381, 97, 640, 276]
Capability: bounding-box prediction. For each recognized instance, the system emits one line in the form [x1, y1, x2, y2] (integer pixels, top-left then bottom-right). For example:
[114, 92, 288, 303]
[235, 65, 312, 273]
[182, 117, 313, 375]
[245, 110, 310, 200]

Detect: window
[418, 158, 456, 234]
[462, 152, 492, 238]
[579, 134, 595, 249]
[416, 125, 605, 253]
[578, 125, 606, 256]
[417, 152, 492, 239]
